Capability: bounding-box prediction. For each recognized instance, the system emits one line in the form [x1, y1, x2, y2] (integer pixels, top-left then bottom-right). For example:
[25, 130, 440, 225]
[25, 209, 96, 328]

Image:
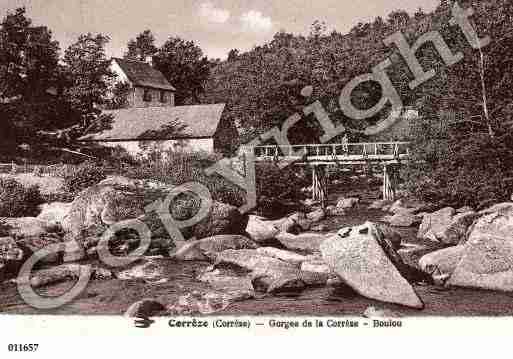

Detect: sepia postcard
[0, 0, 512, 356]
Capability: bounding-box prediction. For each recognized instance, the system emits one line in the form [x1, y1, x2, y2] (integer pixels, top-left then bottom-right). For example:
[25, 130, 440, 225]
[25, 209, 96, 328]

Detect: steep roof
[112, 58, 176, 91]
[80, 104, 226, 141]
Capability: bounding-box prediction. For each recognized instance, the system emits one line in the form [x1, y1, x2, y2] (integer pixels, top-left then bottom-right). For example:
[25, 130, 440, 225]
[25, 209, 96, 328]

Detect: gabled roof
[80, 104, 226, 141]
[112, 58, 176, 91]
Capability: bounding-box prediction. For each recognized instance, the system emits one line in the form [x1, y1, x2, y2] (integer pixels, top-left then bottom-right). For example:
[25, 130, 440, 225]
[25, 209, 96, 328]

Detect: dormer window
[143, 88, 152, 102]
[160, 91, 167, 103]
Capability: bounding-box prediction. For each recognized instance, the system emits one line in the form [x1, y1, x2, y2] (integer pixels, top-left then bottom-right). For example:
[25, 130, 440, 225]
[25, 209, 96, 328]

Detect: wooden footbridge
[243, 142, 411, 206]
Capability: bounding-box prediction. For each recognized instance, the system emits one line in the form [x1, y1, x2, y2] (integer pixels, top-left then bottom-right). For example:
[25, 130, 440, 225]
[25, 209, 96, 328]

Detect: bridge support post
[312, 165, 328, 208]
[382, 164, 397, 201]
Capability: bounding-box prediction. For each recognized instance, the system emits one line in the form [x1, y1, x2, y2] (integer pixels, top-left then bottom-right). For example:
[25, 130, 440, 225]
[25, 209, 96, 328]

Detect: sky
[0, 0, 440, 59]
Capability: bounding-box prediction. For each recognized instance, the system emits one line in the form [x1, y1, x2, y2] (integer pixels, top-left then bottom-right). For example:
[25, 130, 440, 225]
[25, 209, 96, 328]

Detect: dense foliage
[63, 161, 107, 193]
[0, 178, 44, 217]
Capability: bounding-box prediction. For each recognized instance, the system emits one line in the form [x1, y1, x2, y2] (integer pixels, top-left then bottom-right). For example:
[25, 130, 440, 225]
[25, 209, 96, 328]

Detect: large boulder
[268, 216, 300, 234]
[417, 207, 456, 241]
[447, 203, 513, 291]
[419, 246, 465, 283]
[440, 211, 480, 245]
[168, 290, 252, 315]
[245, 216, 279, 244]
[214, 249, 305, 294]
[275, 232, 327, 254]
[417, 207, 478, 245]
[37, 202, 72, 225]
[62, 185, 145, 236]
[171, 235, 258, 261]
[320, 222, 424, 308]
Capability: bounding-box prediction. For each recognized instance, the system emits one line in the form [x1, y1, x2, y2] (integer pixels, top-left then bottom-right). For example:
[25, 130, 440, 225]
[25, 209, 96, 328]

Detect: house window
[160, 91, 167, 103]
[143, 89, 152, 102]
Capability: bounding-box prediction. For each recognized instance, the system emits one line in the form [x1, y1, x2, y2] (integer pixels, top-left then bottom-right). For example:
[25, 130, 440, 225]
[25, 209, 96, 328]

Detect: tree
[153, 37, 210, 104]
[124, 29, 158, 61]
[60, 33, 115, 137]
[0, 7, 63, 154]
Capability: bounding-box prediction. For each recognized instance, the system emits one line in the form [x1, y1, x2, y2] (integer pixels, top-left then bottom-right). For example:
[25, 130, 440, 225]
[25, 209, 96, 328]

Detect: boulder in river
[214, 249, 305, 294]
[417, 207, 456, 241]
[306, 208, 326, 223]
[320, 222, 424, 309]
[275, 232, 327, 254]
[172, 235, 258, 261]
[447, 203, 513, 291]
[245, 216, 280, 244]
[419, 245, 465, 284]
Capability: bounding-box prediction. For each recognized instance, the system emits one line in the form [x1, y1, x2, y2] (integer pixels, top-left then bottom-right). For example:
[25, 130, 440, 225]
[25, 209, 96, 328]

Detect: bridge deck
[246, 142, 411, 164]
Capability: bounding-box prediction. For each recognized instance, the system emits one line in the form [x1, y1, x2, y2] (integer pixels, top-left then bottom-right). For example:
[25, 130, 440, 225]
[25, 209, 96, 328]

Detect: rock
[192, 201, 248, 240]
[197, 268, 254, 296]
[125, 299, 166, 318]
[363, 306, 402, 318]
[214, 249, 305, 294]
[389, 212, 421, 227]
[116, 258, 165, 282]
[268, 216, 300, 234]
[62, 185, 145, 236]
[245, 216, 279, 244]
[311, 224, 328, 232]
[306, 208, 326, 223]
[447, 203, 513, 291]
[37, 202, 72, 225]
[457, 206, 474, 214]
[389, 199, 430, 214]
[98, 176, 142, 191]
[320, 222, 424, 308]
[256, 247, 310, 266]
[300, 260, 331, 285]
[275, 232, 327, 254]
[326, 206, 346, 217]
[303, 198, 318, 207]
[168, 290, 252, 315]
[440, 211, 479, 245]
[375, 223, 402, 250]
[419, 246, 465, 283]
[0, 237, 24, 282]
[369, 200, 392, 210]
[0, 217, 57, 238]
[17, 264, 111, 288]
[336, 197, 360, 209]
[172, 235, 258, 261]
[417, 207, 456, 241]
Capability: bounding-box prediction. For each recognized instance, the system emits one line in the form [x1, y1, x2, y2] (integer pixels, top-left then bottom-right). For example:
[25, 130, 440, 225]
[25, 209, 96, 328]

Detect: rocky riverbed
[2, 189, 513, 317]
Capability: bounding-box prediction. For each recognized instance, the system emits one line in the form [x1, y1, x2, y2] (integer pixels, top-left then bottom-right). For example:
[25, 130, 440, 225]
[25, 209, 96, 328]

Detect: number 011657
[7, 344, 39, 352]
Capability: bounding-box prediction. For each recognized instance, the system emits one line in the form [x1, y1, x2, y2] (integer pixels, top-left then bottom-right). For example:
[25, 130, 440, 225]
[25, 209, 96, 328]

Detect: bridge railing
[248, 142, 410, 160]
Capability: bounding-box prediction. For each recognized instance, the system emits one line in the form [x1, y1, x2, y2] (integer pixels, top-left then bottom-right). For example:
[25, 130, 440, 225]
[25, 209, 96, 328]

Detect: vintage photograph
[0, 0, 512, 320]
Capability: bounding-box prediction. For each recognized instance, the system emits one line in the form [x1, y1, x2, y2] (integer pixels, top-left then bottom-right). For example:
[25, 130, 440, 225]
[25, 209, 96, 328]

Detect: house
[109, 57, 176, 108]
[80, 58, 238, 156]
[80, 104, 239, 155]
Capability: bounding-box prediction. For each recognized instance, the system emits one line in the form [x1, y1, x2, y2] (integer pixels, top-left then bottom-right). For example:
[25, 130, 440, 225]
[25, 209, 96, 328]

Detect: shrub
[63, 160, 107, 193]
[256, 162, 308, 217]
[403, 120, 513, 209]
[0, 178, 44, 217]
